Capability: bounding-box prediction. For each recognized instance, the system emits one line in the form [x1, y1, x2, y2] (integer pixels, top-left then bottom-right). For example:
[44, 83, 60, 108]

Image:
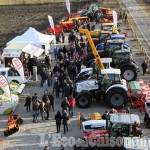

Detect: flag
[48, 15, 55, 30]
[0, 75, 10, 97]
[12, 58, 24, 80]
[113, 10, 117, 29]
[65, 0, 71, 14]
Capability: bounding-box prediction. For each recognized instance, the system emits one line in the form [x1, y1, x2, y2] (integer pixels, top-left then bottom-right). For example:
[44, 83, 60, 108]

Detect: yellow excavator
[78, 29, 104, 70]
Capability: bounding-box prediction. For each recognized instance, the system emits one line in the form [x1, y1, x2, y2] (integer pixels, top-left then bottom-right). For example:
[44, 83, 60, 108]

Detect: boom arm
[78, 29, 104, 69]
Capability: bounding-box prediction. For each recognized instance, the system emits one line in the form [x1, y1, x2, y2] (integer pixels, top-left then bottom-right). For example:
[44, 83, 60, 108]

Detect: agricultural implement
[4, 114, 23, 136]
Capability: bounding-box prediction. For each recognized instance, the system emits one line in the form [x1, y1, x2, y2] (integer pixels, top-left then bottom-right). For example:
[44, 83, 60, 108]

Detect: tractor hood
[76, 79, 99, 92]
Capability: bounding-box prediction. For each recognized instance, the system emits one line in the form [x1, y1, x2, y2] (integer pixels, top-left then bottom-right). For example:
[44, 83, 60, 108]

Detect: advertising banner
[12, 58, 24, 80]
[65, 0, 71, 14]
[48, 15, 55, 30]
[113, 10, 117, 29]
[0, 75, 10, 97]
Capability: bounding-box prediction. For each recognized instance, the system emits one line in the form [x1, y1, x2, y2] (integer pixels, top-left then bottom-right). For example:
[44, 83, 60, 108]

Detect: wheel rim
[123, 69, 134, 81]
[111, 94, 124, 107]
[78, 97, 89, 107]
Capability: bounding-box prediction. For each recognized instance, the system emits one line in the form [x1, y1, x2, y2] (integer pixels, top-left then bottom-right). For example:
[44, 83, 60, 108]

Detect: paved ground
[1, 0, 150, 150]
[122, 0, 150, 52]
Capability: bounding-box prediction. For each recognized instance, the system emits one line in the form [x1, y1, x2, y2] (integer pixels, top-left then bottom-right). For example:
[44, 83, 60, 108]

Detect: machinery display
[75, 29, 128, 109]
[85, 38, 139, 81]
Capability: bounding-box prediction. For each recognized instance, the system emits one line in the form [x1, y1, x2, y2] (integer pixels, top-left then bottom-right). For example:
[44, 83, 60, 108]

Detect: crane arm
[78, 29, 104, 69]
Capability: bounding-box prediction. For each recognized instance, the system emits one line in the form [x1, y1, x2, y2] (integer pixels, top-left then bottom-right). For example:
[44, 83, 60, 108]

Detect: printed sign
[12, 58, 24, 80]
[65, 0, 71, 14]
[0, 75, 10, 97]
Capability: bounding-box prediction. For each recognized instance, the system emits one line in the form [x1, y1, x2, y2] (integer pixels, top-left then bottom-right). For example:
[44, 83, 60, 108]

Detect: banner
[0, 75, 10, 97]
[65, 0, 71, 14]
[113, 10, 117, 29]
[12, 58, 24, 80]
[48, 15, 55, 30]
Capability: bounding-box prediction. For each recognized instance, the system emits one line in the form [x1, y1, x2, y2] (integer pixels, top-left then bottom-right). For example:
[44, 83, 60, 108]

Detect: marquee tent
[6, 27, 56, 48]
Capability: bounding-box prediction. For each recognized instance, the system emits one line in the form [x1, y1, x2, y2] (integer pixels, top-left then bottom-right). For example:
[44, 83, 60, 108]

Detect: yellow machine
[101, 23, 119, 34]
[78, 29, 104, 69]
[90, 30, 101, 38]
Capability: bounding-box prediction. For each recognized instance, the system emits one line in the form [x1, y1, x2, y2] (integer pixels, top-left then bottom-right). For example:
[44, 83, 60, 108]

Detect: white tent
[6, 27, 56, 48]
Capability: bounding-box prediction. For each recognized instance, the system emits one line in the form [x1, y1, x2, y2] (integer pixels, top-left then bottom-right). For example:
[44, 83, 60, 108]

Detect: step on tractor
[74, 113, 142, 150]
[4, 114, 23, 137]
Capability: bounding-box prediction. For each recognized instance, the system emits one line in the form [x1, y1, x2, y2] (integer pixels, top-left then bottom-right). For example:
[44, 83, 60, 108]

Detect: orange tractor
[4, 114, 23, 136]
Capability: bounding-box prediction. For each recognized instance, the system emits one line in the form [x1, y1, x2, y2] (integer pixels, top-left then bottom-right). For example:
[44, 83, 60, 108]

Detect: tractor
[85, 46, 139, 81]
[74, 113, 142, 150]
[75, 68, 128, 109]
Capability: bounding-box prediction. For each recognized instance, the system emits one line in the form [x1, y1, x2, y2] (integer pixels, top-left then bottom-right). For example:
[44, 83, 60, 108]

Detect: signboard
[113, 10, 117, 29]
[22, 44, 44, 57]
[65, 0, 71, 14]
[12, 58, 24, 80]
[0, 75, 10, 97]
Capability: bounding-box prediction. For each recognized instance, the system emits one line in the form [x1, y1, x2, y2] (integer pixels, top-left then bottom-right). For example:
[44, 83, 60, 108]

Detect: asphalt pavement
[122, 0, 150, 51]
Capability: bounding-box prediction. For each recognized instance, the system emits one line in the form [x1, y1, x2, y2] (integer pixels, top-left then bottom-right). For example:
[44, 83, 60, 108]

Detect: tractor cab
[101, 23, 119, 34]
[109, 114, 142, 137]
[99, 68, 123, 90]
[111, 50, 132, 67]
[104, 39, 129, 51]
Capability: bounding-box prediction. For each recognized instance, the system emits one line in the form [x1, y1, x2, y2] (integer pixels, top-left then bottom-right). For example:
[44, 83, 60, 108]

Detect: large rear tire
[75, 92, 92, 108]
[106, 88, 128, 109]
[121, 66, 137, 81]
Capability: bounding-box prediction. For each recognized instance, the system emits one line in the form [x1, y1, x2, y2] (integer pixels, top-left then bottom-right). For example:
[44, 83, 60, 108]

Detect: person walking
[43, 79, 49, 93]
[45, 96, 50, 120]
[53, 79, 60, 98]
[48, 91, 54, 111]
[55, 111, 62, 133]
[141, 60, 148, 76]
[68, 96, 76, 117]
[61, 97, 70, 114]
[32, 98, 40, 123]
[62, 110, 69, 134]
[25, 93, 31, 112]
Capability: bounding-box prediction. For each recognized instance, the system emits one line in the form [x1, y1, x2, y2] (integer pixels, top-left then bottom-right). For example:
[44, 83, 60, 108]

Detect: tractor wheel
[75, 92, 92, 108]
[121, 66, 137, 81]
[106, 88, 128, 109]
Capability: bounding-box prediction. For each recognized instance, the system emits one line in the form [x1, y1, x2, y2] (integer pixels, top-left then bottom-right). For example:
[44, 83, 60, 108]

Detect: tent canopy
[6, 27, 55, 47]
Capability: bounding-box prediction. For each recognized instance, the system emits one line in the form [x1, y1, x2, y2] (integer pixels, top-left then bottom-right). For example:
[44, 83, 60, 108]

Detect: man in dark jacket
[48, 91, 54, 111]
[62, 110, 69, 134]
[45, 55, 51, 69]
[141, 60, 148, 76]
[25, 93, 31, 112]
[42, 91, 48, 103]
[61, 97, 70, 113]
[55, 111, 62, 133]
